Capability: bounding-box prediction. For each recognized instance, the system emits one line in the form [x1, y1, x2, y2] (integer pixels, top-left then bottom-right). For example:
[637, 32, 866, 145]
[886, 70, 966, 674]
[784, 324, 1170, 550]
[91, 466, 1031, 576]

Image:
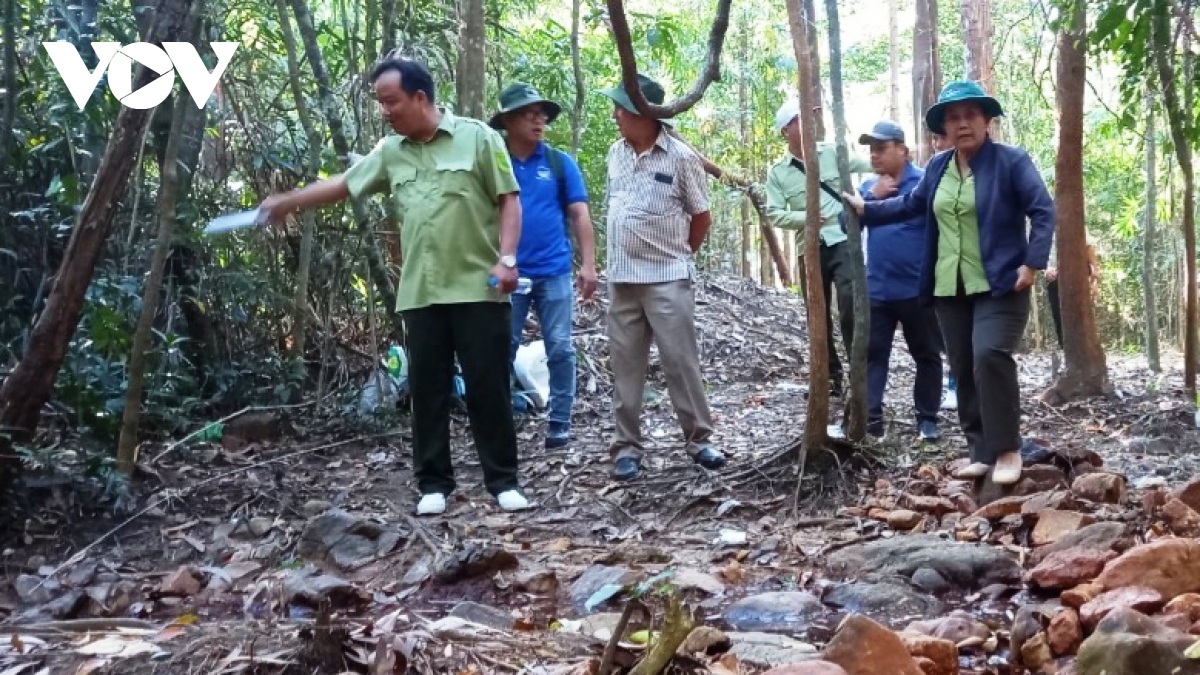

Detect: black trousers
[821, 241, 855, 390]
[867, 299, 942, 426]
[1046, 280, 1064, 348]
[934, 289, 1030, 464]
[403, 302, 520, 497]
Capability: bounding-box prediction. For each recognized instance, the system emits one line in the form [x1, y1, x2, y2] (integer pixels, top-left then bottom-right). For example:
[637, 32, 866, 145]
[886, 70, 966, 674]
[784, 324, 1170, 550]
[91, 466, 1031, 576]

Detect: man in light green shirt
[765, 100, 872, 397]
[258, 58, 531, 516]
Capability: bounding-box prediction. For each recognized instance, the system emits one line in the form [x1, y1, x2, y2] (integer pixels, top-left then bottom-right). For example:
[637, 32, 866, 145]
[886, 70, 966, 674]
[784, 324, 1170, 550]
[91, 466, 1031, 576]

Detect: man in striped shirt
[599, 74, 727, 481]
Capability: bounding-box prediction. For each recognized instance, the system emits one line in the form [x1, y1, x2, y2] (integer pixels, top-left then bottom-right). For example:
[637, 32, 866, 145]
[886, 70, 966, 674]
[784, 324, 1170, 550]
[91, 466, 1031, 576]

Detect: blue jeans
[510, 273, 576, 430]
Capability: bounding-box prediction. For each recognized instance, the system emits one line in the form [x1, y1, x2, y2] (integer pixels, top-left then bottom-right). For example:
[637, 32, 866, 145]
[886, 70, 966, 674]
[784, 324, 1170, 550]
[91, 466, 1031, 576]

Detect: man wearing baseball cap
[856, 120, 942, 441]
[765, 100, 872, 399]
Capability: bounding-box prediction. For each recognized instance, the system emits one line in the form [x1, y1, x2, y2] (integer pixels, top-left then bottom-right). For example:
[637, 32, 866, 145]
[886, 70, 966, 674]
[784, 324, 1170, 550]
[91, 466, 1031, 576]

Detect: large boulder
[1076, 607, 1200, 675]
[825, 535, 1020, 590]
[1095, 538, 1200, 599]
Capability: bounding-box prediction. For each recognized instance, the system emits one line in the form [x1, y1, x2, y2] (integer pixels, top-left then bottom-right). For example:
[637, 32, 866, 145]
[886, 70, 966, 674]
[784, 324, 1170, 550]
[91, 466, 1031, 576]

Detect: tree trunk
[0, 0, 195, 479]
[738, 35, 752, 279]
[912, 0, 942, 163]
[787, 0, 829, 459]
[2, 0, 16, 164]
[569, 0, 584, 156]
[364, 0, 378, 67]
[1046, 2, 1108, 404]
[116, 96, 195, 473]
[1152, 0, 1196, 393]
[455, 0, 486, 119]
[380, 0, 397, 56]
[1144, 92, 1161, 373]
[888, 0, 900, 119]
[290, 0, 399, 329]
[960, 0, 1002, 139]
[823, 0, 868, 439]
[801, 0, 825, 141]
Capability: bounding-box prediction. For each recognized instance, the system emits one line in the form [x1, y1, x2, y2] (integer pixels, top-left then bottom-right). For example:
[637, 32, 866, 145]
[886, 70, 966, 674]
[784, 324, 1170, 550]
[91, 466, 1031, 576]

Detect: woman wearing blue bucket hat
[845, 80, 1055, 485]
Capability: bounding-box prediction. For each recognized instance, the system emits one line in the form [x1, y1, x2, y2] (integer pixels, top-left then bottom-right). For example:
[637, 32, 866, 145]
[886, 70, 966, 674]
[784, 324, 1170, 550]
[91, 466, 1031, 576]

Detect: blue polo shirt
[511, 142, 589, 279]
[859, 161, 926, 302]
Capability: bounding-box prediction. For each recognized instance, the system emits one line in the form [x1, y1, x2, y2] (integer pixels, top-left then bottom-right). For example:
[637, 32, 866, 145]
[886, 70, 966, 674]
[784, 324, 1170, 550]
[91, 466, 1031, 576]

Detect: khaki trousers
[608, 279, 714, 460]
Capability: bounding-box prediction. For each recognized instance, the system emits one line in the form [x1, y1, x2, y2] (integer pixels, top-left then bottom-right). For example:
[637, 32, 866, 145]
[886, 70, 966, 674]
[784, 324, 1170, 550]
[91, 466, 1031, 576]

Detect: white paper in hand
[204, 208, 263, 235]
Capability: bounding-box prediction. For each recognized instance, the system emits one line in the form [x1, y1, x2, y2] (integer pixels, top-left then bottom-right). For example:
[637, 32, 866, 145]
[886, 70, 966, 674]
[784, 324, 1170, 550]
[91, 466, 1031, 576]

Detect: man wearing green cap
[766, 99, 873, 399]
[598, 73, 727, 482]
[490, 82, 597, 449]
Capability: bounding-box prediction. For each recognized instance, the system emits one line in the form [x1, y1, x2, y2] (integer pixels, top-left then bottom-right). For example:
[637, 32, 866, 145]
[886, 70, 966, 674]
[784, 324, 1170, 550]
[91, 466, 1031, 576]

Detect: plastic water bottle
[488, 275, 532, 294]
[385, 345, 407, 379]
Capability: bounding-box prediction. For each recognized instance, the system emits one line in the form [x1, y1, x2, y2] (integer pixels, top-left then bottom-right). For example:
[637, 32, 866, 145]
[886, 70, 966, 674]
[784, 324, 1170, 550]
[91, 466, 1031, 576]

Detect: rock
[1062, 583, 1101, 609]
[594, 541, 672, 565]
[823, 614, 924, 675]
[1095, 537, 1200, 598]
[1143, 488, 1169, 515]
[1174, 476, 1200, 513]
[1048, 608, 1082, 656]
[568, 566, 639, 610]
[1076, 607, 1200, 675]
[1010, 601, 1064, 667]
[302, 499, 332, 517]
[1020, 489, 1073, 515]
[248, 517, 274, 537]
[160, 565, 204, 596]
[971, 494, 1033, 520]
[1020, 631, 1053, 670]
[580, 612, 627, 639]
[1164, 592, 1200, 621]
[1157, 613, 1194, 633]
[297, 510, 403, 571]
[762, 663, 848, 675]
[1024, 464, 1070, 491]
[1163, 498, 1200, 535]
[1032, 510, 1095, 546]
[1028, 522, 1126, 566]
[910, 568, 951, 594]
[901, 496, 957, 517]
[14, 574, 55, 605]
[888, 510, 923, 530]
[1072, 473, 1126, 504]
[66, 563, 99, 588]
[448, 601, 514, 630]
[678, 626, 730, 655]
[514, 568, 558, 595]
[42, 589, 86, 619]
[282, 567, 361, 608]
[724, 592, 828, 632]
[822, 582, 942, 620]
[726, 631, 820, 668]
[1080, 586, 1165, 630]
[1028, 549, 1117, 590]
[435, 542, 520, 585]
[905, 612, 991, 644]
[898, 632, 958, 675]
[825, 534, 1021, 590]
[401, 556, 433, 586]
[672, 568, 726, 595]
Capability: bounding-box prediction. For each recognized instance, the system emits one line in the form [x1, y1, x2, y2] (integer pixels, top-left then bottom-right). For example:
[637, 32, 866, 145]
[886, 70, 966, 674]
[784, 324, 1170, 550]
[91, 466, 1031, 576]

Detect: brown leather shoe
[992, 451, 1023, 485]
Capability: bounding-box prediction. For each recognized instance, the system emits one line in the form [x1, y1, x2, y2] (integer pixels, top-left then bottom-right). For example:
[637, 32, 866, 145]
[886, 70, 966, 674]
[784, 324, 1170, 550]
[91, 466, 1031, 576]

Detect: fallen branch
[598, 597, 641, 674]
[629, 590, 694, 675]
[0, 618, 159, 633]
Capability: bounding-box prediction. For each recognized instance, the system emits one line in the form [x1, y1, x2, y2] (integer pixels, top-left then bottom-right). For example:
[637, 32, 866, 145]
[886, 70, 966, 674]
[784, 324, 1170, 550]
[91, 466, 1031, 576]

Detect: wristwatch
[500, 255, 517, 268]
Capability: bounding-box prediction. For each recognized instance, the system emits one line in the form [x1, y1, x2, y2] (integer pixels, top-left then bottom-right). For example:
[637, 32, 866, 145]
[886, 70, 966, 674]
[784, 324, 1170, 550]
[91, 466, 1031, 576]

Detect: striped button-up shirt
[604, 130, 710, 284]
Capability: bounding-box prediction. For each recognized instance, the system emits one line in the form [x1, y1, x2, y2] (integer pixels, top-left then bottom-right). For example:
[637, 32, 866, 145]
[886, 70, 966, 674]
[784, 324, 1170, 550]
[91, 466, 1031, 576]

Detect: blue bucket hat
[924, 80, 1004, 135]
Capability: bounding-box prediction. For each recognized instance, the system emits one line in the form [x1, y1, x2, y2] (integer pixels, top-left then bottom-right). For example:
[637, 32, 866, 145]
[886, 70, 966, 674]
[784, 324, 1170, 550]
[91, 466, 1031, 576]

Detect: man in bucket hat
[598, 73, 727, 482]
[490, 82, 597, 449]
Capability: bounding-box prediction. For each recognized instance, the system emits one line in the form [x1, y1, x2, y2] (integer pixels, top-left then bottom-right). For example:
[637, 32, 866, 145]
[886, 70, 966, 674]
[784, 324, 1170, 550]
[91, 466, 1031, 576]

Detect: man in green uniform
[765, 100, 872, 398]
[258, 58, 531, 516]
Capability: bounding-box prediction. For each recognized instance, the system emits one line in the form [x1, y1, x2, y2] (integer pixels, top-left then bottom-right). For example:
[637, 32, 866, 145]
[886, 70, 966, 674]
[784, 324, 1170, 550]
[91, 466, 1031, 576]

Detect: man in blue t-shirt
[490, 82, 597, 448]
[857, 120, 942, 441]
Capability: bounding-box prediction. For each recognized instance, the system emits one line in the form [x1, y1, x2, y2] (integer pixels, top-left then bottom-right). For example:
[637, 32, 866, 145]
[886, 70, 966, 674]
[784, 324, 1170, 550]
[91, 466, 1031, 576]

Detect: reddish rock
[1024, 464, 1070, 491]
[1071, 472, 1126, 504]
[1047, 608, 1082, 656]
[972, 494, 1033, 520]
[888, 509, 924, 530]
[902, 495, 957, 516]
[823, 615, 924, 675]
[899, 632, 958, 675]
[1080, 586, 1165, 630]
[1163, 498, 1200, 535]
[762, 663, 849, 675]
[1028, 548, 1118, 589]
[1095, 537, 1200, 598]
[839, 506, 868, 518]
[1028, 522, 1126, 566]
[1156, 612, 1194, 634]
[905, 612, 991, 644]
[1174, 476, 1200, 513]
[1019, 631, 1053, 670]
[1031, 509, 1095, 546]
[1021, 490, 1074, 516]
[1164, 593, 1200, 621]
[1144, 488, 1169, 515]
[1191, 619, 1200, 636]
[868, 507, 891, 520]
[1062, 582, 1102, 609]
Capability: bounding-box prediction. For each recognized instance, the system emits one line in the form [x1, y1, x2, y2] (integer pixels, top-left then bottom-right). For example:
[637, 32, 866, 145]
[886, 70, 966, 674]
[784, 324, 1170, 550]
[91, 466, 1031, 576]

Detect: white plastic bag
[513, 340, 550, 409]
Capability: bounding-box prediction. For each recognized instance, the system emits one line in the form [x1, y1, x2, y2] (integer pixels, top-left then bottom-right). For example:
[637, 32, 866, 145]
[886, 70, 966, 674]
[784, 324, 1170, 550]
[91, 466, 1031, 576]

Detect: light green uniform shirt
[765, 142, 872, 246]
[345, 109, 520, 312]
[931, 158, 990, 296]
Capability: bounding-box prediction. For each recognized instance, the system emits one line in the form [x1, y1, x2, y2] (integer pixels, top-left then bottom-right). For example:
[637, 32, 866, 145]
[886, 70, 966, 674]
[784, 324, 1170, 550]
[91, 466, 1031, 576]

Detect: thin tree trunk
[913, 0, 942, 163]
[787, 0, 829, 459]
[960, 0, 1002, 139]
[455, 0, 486, 119]
[738, 31, 752, 279]
[380, 0, 397, 56]
[888, 0, 900, 119]
[1047, 1, 1108, 404]
[364, 0, 378, 66]
[1144, 92, 1161, 372]
[290, 0, 399, 329]
[2, 0, 16, 164]
[823, 0, 868, 439]
[801, 0, 825, 141]
[0, 0, 195, 477]
[569, 0, 584, 156]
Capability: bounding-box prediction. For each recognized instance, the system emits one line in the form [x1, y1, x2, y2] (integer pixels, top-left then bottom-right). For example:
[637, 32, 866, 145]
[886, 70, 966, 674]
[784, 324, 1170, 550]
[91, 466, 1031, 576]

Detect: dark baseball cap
[858, 120, 906, 145]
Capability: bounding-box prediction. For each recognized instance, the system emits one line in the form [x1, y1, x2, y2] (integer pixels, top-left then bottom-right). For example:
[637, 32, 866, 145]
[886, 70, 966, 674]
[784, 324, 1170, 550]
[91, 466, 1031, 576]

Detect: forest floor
[1, 276, 1197, 675]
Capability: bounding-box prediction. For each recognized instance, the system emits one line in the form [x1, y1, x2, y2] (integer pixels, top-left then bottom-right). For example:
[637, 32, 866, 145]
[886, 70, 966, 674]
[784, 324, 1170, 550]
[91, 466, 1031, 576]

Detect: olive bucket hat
[598, 74, 673, 125]
[924, 80, 1004, 135]
[489, 82, 562, 129]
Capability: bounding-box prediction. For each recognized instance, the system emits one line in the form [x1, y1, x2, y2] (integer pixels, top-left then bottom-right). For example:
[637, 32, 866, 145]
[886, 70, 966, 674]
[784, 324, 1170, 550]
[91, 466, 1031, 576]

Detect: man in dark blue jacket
[858, 121, 942, 441]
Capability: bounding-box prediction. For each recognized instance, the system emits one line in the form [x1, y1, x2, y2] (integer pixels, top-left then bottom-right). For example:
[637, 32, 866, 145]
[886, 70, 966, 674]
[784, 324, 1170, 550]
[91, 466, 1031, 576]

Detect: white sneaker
[941, 390, 958, 410]
[416, 493, 447, 515]
[496, 490, 532, 511]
